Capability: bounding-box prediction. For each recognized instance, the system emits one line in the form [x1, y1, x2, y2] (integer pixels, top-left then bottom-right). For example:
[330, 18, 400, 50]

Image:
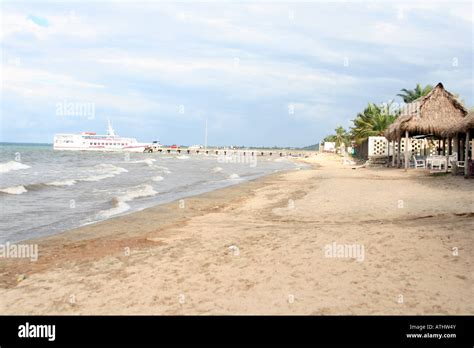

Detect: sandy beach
[0, 153, 472, 315]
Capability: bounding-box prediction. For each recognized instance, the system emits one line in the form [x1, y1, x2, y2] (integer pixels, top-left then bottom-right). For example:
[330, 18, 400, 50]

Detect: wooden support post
[404, 131, 409, 171]
[465, 130, 470, 178]
[387, 140, 390, 167]
[453, 135, 459, 157]
[446, 137, 450, 173]
[397, 137, 401, 168]
[391, 141, 395, 167]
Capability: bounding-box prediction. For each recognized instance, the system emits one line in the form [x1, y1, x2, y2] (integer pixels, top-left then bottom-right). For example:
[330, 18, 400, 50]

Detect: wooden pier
[144, 146, 315, 157]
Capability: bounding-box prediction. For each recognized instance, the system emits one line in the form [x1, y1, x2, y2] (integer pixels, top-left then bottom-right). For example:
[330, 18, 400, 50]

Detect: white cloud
[1, 10, 99, 41]
[2, 65, 105, 89]
[1, 0, 472, 145]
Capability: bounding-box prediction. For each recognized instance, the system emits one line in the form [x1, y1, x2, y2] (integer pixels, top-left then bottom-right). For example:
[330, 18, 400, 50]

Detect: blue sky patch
[27, 14, 49, 27]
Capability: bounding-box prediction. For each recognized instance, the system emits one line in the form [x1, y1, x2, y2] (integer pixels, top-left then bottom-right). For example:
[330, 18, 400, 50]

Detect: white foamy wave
[97, 184, 158, 218]
[0, 161, 31, 174]
[130, 158, 156, 166]
[176, 155, 189, 160]
[97, 200, 131, 219]
[143, 158, 156, 166]
[81, 164, 128, 182]
[120, 184, 158, 201]
[95, 163, 128, 173]
[273, 158, 288, 162]
[0, 185, 28, 195]
[46, 179, 77, 186]
[152, 175, 164, 182]
[212, 167, 223, 173]
[228, 173, 240, 179]
[81, 174, 114, 182]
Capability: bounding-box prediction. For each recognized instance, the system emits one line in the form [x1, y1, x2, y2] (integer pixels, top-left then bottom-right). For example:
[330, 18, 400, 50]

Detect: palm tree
[323, 127, 349, 147]
[334, 126, 349, 148]
[350, 102, 397, 143]
[323, 134, 336, 143]
[397, 84, 433, 103]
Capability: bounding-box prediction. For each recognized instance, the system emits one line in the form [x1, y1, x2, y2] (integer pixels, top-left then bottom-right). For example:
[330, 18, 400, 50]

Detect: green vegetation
[321, 84, 432, 148]
[350, 102, 398, 144]
[397, 84, 433, 103]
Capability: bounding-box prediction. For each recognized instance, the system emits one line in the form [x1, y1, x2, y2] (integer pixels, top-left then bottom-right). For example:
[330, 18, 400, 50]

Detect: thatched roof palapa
[440, 111, 474, 138]
[385, 83, 467, 141]
[385, 122, 402, 142]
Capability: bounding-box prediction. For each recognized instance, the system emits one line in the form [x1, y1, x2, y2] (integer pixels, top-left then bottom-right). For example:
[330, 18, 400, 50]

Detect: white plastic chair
[448, 153, 458, 168]
[431, 158, 446, 171]
[413, 155, 425, 169]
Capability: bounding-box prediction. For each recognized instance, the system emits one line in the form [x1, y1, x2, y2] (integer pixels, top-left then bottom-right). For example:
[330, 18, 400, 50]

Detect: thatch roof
[385, 122, 401, 141]
[385, 83, 467, 141]
[440, 111, 474, 137]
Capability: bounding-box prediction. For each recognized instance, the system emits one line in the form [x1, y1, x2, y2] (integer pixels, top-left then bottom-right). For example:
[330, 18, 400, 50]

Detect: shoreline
[0, 151, 303, 244]
[0, 163, 307, 288]
[0, 154, 472, 315]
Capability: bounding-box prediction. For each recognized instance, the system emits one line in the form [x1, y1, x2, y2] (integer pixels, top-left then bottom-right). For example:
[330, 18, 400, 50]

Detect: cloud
[1, 1, 472, 146]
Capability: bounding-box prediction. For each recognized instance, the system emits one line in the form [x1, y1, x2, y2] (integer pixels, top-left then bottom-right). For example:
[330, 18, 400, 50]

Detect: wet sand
[0, 153, 472, 314]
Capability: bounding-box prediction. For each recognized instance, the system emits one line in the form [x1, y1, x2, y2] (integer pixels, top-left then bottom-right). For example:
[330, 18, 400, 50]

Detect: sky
[1, 0, 473, 147]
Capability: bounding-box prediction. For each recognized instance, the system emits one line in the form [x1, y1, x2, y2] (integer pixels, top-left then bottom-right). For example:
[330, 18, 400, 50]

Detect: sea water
[0, 143, 301, 243]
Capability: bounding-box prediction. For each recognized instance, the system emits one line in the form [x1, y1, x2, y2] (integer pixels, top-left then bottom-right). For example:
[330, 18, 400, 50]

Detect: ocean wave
[2, 164, 129, 194]
[46, 179, 77, 186]
[0, 185, 28, 195]
[97, 184, 158, 218]
[129, 158, 156, 166]
[212, 166, 223, 173]
[176, 155, 189, 160]
[80, 164, 128, 182]
[228, 173, 240, 179]
[0, 161, 31, 174]
[154, 165, 171, 174]
[152, 175, 164, 182]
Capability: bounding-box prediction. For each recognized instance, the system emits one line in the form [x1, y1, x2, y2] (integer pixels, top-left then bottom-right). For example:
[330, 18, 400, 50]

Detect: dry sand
[0, 153, 472, 314]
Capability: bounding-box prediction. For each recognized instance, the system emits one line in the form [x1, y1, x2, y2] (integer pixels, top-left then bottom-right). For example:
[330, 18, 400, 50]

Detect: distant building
[323, 142, 336, 152]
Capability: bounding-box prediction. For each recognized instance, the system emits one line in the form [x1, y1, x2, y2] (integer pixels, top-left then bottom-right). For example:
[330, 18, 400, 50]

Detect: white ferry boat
[53, 120, 153, 152]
